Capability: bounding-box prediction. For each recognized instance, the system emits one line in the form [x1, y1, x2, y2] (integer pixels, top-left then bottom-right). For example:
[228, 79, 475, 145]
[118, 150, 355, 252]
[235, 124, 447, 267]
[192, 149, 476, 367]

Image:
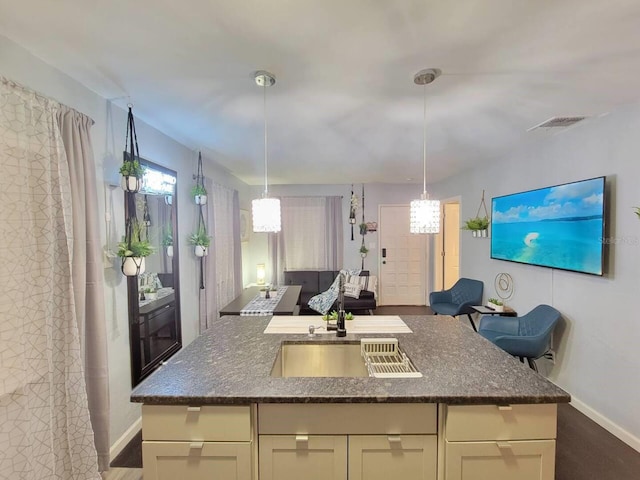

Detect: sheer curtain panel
[199, 179, 242, 332]
[0, 77, 100, 479]
[269, 196, 343, 285]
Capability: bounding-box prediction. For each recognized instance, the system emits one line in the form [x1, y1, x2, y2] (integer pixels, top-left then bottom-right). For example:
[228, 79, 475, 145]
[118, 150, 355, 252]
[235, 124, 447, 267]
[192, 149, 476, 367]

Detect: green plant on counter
[462, 216, 490, 231]
[322, 311, 354, 321]
[487, 297, 503, 306]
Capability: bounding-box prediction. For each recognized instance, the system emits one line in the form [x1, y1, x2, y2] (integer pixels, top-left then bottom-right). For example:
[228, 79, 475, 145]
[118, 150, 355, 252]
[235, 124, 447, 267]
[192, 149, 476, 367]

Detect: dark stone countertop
[130, 315, 570, 405]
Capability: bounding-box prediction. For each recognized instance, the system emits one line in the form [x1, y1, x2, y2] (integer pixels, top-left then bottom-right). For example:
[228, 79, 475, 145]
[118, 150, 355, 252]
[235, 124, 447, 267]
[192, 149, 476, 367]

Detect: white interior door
[434, 200, 460, 291]
[378, 205, 426, 306]
[443, 202, 460, 290]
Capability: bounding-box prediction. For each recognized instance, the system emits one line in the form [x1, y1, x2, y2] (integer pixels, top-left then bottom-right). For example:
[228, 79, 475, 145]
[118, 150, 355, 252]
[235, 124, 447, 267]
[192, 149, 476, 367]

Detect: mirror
[125, 157, 182, 386]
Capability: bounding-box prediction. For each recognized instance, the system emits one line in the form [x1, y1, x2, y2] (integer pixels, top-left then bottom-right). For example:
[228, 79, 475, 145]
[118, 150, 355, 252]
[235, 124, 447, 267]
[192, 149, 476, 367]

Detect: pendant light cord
[422, 83, 427, 195]
[263, 81, 268, 197]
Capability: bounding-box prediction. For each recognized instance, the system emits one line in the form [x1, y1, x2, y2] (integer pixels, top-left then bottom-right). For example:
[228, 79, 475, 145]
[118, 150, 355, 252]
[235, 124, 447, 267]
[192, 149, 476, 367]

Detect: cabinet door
[259, 435, 347, 480]
[349, 435, 437, 480]
[445, 440, 555, 480]
[142, 441, 252, 480]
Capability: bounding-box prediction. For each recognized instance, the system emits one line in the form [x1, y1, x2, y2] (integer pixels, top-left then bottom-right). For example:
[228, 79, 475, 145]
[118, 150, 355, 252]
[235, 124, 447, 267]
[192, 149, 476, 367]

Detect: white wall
[432, 106, 640, 449]
[1, 35, 250, 450]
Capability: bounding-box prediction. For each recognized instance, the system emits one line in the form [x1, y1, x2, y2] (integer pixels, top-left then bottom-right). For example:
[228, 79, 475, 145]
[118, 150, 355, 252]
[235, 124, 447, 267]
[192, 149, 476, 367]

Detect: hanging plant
[359, 222, 368, 236]
[118, 219, 154, 276]
[192, 151, 207, 205]
[634, 206, 640, 219]
[163, 225, 174, 257]
[189, 225, 211, 257]
[120, 105, 145, 193]
[191, 184, 208, 205]
[463, 190, 490, 238]
[359, 244, 369, 257]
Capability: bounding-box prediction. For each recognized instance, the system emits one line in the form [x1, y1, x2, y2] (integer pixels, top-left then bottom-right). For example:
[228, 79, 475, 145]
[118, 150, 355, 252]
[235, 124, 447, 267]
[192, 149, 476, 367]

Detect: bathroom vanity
[131, 315, 569, 480]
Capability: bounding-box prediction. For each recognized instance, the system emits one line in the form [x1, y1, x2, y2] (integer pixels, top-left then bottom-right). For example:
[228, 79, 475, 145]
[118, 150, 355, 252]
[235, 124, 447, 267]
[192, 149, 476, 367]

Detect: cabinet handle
[497, 405, 512, 411]
[187, 406, 201, 413]
[496, 442, 512, 450]
[190, 442, 204, 450]
[295, 435, 309, 449]
[387, 435, 402, 443]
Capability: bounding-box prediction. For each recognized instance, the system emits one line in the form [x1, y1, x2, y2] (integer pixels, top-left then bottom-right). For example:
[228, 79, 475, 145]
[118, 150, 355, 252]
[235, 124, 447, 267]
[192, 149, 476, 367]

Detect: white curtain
[199, 179, 242, 332]
[0, 78, 100, 478]
[269, 196, 343, 285]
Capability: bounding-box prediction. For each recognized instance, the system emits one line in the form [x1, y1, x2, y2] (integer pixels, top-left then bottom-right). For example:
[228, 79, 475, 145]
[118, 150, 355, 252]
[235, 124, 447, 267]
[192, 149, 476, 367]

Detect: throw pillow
[344, 283, 362, 299]
[346, 274, 377, 298]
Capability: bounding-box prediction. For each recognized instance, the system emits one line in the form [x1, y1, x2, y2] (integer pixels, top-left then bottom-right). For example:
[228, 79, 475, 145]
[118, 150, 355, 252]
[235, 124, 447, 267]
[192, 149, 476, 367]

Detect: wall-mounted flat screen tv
[491, 176, 605, 276]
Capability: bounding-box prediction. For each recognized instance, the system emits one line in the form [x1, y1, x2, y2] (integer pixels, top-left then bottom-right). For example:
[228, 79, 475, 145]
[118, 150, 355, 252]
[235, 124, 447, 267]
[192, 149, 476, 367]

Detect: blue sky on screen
[492, 178, 604, 224]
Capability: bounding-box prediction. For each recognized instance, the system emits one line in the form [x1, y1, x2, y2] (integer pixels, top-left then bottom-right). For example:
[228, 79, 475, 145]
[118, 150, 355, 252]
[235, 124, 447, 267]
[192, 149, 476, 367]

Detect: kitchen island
[131, 315, 569, 480]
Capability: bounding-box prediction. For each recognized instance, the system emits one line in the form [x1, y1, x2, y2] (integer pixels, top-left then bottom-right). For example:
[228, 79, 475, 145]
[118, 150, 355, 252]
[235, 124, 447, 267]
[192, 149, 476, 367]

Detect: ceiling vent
[527, 116, 588, 132]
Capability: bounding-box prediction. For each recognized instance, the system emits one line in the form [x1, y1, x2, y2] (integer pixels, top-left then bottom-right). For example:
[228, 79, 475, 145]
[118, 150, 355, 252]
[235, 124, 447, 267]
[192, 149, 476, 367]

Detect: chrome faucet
[336, 273, 347, 337]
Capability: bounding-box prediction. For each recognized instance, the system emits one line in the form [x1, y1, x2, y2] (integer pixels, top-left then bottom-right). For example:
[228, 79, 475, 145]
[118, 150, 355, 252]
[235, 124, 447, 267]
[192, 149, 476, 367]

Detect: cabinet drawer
[349, 435, 437, 480]
[445, 404, 556, 441]
[259, 403, 437, 435]
[445, 439, 556, 480]
[142, 405, 251, 441]
[259, 435, 347, 480]
[143, 441, 252, 480]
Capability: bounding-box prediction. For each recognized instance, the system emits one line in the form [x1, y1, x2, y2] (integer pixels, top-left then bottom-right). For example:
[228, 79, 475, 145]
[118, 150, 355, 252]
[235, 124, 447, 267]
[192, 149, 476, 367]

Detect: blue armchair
[429, 278, 483, 331]
[478, 304, 560, 370]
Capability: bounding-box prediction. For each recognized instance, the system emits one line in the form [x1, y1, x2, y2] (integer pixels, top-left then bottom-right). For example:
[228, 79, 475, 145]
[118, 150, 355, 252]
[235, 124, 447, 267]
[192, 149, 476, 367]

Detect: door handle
[382, 248, 387, 258]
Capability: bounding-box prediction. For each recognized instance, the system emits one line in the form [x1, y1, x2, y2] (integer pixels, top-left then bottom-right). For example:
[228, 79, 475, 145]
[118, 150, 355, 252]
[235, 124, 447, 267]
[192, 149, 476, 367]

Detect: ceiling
[2, 0, 640, 185]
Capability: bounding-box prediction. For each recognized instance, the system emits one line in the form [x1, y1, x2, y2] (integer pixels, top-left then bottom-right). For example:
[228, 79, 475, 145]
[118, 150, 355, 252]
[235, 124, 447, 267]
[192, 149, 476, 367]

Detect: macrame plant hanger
[195, 152, 208, 289]
[476, 189, 489, 220]
[361, 184, 366, 269]
[349, 184, 356, 240]
[122, 105, 145, 276]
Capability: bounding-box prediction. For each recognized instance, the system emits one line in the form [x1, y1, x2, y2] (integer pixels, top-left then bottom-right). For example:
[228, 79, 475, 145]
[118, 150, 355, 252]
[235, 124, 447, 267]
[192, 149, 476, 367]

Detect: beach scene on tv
[491, 177, 604, 275]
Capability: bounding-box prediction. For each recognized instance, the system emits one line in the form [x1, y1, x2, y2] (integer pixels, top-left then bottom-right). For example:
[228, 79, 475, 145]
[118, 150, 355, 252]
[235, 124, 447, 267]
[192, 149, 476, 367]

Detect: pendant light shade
[252, 71, 281, 233]
[410, 69, 441, 234]
[252, 197, 281, 232]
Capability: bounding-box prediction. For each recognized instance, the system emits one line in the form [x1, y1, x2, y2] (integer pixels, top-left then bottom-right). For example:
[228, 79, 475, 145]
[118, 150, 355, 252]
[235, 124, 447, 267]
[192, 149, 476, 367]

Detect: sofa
[283, 270, 377, 315]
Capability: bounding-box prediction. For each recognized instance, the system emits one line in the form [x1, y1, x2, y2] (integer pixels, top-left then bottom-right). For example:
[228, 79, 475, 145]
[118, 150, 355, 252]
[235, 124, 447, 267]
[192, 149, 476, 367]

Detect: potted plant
[118, 221, 154, 276]
[191, 184, 208, 205]
[359, 222, 368, 236]
[163, 229, 174, 258]
[143, 286, 158, 301]
[487, 297, 504, 312]
[462, 216, 490, 237]
[119, 159, 145, 193]
[189, 226, 211, 257]
[634, 206, 640, 219]
[359, 245, 369, 258]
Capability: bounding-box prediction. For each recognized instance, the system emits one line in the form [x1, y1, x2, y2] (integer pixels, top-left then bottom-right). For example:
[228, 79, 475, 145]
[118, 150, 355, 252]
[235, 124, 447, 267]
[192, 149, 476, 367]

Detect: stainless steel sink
[271, 342, 368, 377]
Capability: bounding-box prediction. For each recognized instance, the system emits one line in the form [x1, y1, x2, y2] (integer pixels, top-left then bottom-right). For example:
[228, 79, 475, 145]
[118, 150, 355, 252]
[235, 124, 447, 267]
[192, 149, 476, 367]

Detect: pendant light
[252, 71, 281, 233]
[410, 69, 441, 234]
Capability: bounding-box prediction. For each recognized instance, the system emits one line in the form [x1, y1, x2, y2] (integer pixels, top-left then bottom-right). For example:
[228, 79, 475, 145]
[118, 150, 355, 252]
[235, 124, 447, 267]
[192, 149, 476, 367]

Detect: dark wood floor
[112, 306, 640, 478]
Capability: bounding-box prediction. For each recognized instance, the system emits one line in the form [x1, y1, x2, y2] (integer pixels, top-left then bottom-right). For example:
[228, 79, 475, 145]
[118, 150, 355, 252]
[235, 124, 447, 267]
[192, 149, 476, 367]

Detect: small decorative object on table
[487, 297, 504, 312]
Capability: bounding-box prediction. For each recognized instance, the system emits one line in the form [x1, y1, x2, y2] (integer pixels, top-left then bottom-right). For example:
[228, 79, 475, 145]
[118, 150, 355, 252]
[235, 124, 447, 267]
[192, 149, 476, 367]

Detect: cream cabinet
[349, 435, 437, 480]
[259, 435, 347, 480]
[442, 404, 558, 480]
[141, 405, 254, 480]
[258, 403, 437, 480]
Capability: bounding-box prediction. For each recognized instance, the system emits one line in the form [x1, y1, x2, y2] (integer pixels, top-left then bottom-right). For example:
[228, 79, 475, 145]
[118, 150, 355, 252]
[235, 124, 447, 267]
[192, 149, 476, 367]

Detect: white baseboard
[109, 416, 142, 461]
[570, 396, 640, 453]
